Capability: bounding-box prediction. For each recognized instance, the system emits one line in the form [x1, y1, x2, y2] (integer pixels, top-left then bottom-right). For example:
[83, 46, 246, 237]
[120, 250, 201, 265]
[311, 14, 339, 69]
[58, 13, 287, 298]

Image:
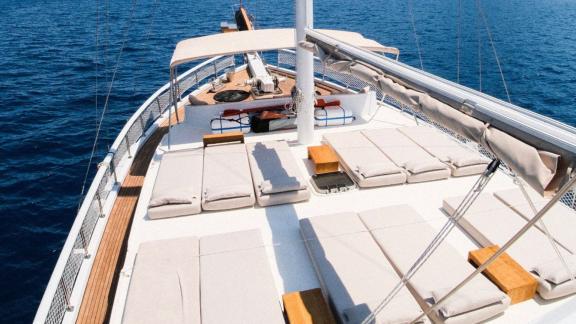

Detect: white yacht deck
[110, 99, 576, 323]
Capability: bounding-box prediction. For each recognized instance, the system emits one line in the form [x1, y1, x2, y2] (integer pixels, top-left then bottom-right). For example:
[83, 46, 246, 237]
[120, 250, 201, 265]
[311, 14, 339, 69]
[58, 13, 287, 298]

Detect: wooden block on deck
[283, 288, 336, 324]
[307, 145, 339, 175]
[468, 245, 538, 304]
[203, 131, 245, 147]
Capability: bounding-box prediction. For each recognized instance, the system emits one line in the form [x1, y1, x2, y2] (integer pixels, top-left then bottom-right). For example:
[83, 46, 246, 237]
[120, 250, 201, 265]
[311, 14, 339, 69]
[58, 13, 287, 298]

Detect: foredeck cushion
[149, 194, 193, 207]
[260, 179, 304, 194]
[495, 188, 576, 254]
[358, 162, 401, 178]
[533, 255, 576, 285]
[399, 127, 488, 177]
[204, 185, 252, 202]
[443, 194, 576, 299]
[202, 143, 255, 210]
[148, 149, 203, 219]
[431, 288, 505, 319]
[199, 229, 284, 324]
[247, 141, 310, 206]
[323, 131, 406, 188]
[300, 212, 425, 324]
[359, 205, 509, 323]
[123, 237, 200, 324]
[362, 128, 450, 183]
[404, 159, 449, 174]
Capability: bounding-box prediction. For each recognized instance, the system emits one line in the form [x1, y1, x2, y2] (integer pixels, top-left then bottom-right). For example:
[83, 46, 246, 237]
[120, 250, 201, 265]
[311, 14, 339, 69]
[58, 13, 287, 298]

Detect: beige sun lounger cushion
[362, 128, 450, 183]
[443, 194, 576, 299]
[148, 149, 203, 219]
[247, 140, 310, 207]
[123, 237, 200, 324]
[200, 229, 284, 324]
[495, 188, 576, 254]
[399, 127, 489, 177]
[359, 205, 509, 323]
[202, 143, 255, 210]
[323, 131, 406, 188]
[300, 212, 426, 324]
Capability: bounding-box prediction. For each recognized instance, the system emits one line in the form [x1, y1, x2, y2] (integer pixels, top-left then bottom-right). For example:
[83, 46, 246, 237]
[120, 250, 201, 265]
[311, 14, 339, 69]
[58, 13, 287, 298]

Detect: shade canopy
[306, 29, 576, 197]
[170, 28, 397, 68]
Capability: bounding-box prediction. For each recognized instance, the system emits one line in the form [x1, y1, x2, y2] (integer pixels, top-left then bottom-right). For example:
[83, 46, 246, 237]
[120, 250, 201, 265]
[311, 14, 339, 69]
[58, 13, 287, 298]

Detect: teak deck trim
[76, 72, 340, 323]
[76, 109, 184, 324]
[195, 69, 333, 105]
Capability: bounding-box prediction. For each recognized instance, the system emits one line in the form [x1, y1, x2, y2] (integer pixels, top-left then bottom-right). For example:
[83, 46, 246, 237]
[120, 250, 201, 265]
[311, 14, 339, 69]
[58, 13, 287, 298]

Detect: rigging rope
[104, 0, 110, 91]
[477, 0, 511, 102]
[456, 0, 461, 83]
[477, 1, 482, 92]
[516, 178, 576, 281]
[361, 160, 501, 324]
[104, 0, 111, 141]
[131, 0, 159, 98]
[78, 0, 138, 203]
[408, 0, 424, 70]
[95, 0, 100, 154]
[411, 174, 576, 323]
[144, 0, 159, 41]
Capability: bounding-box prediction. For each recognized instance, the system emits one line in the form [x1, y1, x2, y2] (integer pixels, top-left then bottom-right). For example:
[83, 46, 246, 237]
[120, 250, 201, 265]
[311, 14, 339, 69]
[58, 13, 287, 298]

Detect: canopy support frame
[409, 172, 576, 324]
[361, 159, 501, 324]
[515, 176, 576, 281]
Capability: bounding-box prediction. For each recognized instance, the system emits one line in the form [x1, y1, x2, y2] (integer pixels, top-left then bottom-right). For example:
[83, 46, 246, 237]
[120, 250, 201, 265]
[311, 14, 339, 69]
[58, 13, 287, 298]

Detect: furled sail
[313, 46, 568, 196]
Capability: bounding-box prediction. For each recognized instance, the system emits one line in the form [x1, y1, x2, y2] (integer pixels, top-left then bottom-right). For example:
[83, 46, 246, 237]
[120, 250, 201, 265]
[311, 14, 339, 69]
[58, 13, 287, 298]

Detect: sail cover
[170, 28, 397, 68]
[308, 34, 574, 196]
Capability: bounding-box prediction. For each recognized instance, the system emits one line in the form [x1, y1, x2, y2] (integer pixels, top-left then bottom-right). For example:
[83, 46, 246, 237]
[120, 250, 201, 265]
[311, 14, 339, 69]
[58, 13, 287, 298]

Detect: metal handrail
[36, 48, 576, 324]
[35, 55, 235, 324]
[277, 48, 576, 210]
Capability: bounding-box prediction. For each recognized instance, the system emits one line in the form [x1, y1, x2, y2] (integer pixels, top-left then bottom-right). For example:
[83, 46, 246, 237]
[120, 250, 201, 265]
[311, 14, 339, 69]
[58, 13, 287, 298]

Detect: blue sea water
[1, 0, 575, 322]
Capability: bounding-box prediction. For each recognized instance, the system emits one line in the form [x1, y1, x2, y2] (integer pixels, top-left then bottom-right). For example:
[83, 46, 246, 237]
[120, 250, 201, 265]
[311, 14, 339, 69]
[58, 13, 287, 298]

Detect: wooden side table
[307, 145, 339, 175]
[203, 131, 244, 147]
[282, 288, 336, 324]
[468, 245, 538, 304]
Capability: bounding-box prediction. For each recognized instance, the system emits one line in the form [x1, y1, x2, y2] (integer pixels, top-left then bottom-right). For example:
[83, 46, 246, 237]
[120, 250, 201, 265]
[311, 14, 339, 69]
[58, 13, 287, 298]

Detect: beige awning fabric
[324, 59, 564, 196]
[170, 28, 395, 68]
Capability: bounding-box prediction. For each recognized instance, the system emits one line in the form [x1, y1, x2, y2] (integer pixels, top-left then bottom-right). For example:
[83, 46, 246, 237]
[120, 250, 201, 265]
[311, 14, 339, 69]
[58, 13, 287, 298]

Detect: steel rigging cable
[78, 0, 138, 205]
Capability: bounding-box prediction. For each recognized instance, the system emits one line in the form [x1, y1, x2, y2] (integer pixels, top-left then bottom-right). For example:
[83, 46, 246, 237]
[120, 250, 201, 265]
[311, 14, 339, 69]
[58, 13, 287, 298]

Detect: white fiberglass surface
[109, 100, 576, 324]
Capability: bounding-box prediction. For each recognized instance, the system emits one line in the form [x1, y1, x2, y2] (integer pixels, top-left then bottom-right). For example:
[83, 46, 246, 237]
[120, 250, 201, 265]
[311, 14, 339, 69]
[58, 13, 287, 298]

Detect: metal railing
[35, 55, 235, 324]
[36, 48, 576, 324]
[277, 49, 576, 210]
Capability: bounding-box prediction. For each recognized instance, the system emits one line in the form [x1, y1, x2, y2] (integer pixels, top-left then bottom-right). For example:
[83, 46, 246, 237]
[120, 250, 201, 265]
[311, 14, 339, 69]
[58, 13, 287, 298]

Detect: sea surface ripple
[1, 0, 575, 322]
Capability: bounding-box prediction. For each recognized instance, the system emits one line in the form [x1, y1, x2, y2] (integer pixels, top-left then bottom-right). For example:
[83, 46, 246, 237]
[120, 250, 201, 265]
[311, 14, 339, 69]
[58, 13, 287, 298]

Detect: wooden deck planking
[76, 109, 184, 324]
[194, 69, 334, 104]
[76, 69, 341, 323]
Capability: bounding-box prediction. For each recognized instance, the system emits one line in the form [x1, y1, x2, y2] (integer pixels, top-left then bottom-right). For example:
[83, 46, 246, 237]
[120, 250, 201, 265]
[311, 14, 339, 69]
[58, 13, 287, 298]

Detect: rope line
[95, 0, 100, 154]
[410, 174, 576, 323]
[477, 0, 511, 102]
[456, 0, 461, 83]
[104, 0, 110, 141]
[361, 161, 500, 324]
[477, 1, 482, 92]
[129, 0, 159, 98]
[516, 178, 576, 281]
[78, 0, 138, 202]
[408, 0, 424, 70]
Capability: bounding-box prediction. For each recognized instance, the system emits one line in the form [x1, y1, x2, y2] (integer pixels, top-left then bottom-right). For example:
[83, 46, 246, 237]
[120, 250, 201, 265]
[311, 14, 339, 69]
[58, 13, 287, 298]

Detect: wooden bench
[468, 245, 538, 304]
[203, 131, 245, 147]
[282, 288, 336, 324]
[307, 145, 339, 175]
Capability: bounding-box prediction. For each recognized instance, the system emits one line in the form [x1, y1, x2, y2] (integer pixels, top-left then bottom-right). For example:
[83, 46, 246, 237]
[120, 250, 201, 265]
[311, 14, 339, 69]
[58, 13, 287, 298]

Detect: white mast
[295, 0, 314, 144]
